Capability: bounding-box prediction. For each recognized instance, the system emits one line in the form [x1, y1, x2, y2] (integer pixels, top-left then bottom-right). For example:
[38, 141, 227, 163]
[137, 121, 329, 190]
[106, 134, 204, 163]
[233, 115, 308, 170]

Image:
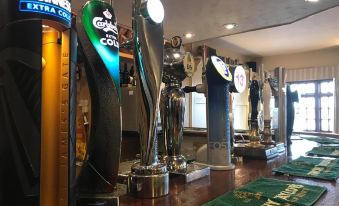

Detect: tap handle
[183, 86, 197, 93]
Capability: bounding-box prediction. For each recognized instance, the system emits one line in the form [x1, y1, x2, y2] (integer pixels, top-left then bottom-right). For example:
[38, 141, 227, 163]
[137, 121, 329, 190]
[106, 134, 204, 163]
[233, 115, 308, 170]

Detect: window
[290, 80, 334, 132]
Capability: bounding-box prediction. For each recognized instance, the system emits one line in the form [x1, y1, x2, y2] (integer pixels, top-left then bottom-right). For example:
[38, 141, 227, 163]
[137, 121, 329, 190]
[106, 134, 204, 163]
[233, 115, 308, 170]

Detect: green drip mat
[273, 156, 339, 181]
[300, 135, 339, 144]
[307, 146, 339, 158]
[203, 177, 326, 206]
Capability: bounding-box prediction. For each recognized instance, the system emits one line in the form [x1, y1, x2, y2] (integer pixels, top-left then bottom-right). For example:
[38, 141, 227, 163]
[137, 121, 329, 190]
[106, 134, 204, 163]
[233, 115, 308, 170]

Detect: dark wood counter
[119, 139, 338, 206]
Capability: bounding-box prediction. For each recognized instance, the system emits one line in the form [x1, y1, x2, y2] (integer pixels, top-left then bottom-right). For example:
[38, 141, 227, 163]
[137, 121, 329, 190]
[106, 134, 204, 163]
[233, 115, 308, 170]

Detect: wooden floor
[119, 139, 339, 206]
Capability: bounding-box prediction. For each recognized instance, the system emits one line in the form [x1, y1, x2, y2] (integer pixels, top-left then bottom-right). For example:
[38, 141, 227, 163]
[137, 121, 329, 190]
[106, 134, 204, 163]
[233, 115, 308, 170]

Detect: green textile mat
[273, 156, 339, 181]
[307, 146, 339, 158]
[300, 135, 339, 144]
[203, 177, 326, 206]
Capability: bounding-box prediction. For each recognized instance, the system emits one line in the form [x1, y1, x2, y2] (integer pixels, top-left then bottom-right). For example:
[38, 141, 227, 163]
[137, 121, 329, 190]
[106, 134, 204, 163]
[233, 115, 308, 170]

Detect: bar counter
[119, 138, 338, 206]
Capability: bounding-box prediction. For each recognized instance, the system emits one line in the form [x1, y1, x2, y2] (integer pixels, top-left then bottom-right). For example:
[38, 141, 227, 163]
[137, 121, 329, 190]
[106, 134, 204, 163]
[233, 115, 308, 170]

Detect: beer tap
[246, 67, 265, 148]
[127, 0, 169, 198]
[261, 71, 275, 145]
[183, 54, 234, 170]
[160, 36, 195, 173]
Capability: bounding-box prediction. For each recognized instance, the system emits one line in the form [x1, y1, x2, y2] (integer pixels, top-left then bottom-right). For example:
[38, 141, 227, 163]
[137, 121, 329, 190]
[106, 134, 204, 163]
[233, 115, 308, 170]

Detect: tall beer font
[128, 0, 169, 198]
[76, 1, 121, 205]
[262, 72, 274, 145]
[1, 0, 76, 205]
[160, 40, 195, 173]
[205, 56, 235, 170]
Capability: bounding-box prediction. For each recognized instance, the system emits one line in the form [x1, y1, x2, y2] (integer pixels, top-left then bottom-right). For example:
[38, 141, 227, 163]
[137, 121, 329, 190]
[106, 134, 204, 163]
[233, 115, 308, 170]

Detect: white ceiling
[218, 6, 339, 56]
[72, 0, 339, 56]
[73, 0, 339, 38]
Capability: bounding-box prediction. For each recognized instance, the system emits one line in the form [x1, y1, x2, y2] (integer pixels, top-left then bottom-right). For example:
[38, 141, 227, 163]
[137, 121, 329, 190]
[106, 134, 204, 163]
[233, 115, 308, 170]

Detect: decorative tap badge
[211, 56, 232, 82]
[234, 65, 246, 93]
[82, 0, 120, 95]
[18, 0, 72, 27]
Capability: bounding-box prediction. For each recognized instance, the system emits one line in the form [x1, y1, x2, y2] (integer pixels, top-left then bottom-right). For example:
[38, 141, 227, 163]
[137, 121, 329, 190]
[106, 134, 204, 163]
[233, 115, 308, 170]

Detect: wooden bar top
[119, 139, 338, 206]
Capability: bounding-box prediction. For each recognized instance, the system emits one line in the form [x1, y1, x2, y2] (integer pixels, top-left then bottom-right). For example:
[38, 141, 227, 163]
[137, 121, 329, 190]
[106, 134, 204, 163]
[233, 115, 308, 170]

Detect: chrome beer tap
[160, 37, 195, 173]
[261, 72, 275, 145]
[128, 0, 169, 198]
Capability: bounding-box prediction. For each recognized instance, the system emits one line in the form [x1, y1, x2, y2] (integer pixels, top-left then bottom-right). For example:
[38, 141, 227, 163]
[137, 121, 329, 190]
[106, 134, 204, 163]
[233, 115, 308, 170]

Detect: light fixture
[224, 23, 237, 30]
[145, 0, 164, 24]
[184, 33, 194, 39]
[305, 0, 319, 2]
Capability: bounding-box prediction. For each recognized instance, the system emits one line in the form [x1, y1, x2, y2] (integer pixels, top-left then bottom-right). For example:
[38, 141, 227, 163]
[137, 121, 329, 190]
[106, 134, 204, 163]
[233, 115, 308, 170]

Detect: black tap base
[234, 143, 285, 160]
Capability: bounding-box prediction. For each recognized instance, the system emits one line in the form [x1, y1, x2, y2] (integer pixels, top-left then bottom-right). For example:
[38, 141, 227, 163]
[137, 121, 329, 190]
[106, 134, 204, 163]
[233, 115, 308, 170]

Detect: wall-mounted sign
[82, 0, 120, 96]
[18, 0, 71, 27]
[211, 56, 232, 82]
[234, 65, 246, 93]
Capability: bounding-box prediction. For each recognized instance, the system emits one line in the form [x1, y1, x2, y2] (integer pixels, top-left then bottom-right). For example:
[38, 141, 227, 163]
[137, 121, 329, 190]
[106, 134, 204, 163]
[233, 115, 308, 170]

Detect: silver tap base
[164, 155, 187, 173]
[128, 163, 169, 198]
[77, 194, 119, 206]
[170, 163, 210, 183]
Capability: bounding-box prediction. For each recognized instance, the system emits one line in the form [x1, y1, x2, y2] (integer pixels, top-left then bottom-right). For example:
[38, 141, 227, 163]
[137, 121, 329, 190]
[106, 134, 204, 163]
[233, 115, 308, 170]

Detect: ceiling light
[146, 0, 164, 24]
[224, 23, 237, 30]
[305, 0, 319, 2]
[184, 33, 194, 39]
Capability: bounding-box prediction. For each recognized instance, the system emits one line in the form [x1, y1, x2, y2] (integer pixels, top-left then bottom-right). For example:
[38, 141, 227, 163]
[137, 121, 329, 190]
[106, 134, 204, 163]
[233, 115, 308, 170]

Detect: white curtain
[286, 65, 339, 82]
[285, 65, 339, 134]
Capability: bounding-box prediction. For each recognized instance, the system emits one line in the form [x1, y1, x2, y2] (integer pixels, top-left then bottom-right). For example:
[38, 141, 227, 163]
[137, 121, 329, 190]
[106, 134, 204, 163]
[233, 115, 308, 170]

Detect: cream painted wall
[261, 46, 339, 70]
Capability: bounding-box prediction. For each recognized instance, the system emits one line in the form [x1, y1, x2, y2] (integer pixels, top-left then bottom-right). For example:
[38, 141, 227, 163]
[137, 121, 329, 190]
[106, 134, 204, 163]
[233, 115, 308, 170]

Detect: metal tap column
[262, 74, 274, 145]
[128, 0, 169, 198]
[161, 82, 187, 173]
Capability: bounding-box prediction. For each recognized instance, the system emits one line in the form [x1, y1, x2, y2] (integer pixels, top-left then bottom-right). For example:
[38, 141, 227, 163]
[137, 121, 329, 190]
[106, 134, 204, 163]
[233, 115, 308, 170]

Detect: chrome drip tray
[170, 163, 210, 183]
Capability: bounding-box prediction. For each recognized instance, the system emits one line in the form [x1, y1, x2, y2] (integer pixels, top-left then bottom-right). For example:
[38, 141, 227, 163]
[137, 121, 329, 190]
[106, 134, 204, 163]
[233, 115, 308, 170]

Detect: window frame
[288, 79, 334, 132]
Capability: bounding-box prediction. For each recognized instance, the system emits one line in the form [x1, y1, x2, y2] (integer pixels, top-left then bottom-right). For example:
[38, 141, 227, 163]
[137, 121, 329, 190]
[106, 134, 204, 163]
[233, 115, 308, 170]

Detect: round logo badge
[171, 36, 182, 49]
[211, 56, 232, 81]
[234, 65, 246, 93]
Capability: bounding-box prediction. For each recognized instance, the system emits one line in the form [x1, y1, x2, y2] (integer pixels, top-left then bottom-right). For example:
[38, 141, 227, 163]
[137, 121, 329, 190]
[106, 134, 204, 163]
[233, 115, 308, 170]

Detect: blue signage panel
[19, 0, 71, 27]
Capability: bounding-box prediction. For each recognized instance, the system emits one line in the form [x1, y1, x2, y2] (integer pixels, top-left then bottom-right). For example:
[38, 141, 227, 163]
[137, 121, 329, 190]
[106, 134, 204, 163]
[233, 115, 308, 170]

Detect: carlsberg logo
[93, 10, 118, 34]
[93, 9, 119, 48]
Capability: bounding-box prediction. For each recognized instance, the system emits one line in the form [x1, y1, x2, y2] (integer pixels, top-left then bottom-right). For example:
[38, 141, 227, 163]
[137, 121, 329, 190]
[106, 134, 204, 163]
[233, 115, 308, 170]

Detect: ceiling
[218, 6, 339, 56]
[72, 0, 339, 56]
[73, 0, 339, 38]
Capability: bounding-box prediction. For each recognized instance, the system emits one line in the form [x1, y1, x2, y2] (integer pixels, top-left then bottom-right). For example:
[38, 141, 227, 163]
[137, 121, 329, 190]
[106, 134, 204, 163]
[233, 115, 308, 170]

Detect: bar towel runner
[306, 146, 339, 158]
[273, 156, 339, 181]
[300, 135, 339, 145]
[203, 177, 326, 206]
